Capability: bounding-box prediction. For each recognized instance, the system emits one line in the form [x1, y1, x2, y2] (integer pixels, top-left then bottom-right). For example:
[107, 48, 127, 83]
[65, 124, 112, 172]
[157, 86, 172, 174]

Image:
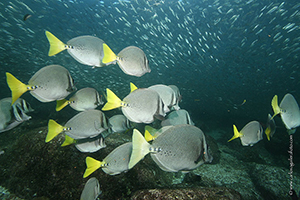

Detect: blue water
[0, 0, 300, 199]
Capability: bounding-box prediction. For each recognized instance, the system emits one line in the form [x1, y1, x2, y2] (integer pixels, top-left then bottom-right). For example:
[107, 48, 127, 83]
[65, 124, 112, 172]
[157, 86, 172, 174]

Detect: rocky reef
[0, 119, 299, 200]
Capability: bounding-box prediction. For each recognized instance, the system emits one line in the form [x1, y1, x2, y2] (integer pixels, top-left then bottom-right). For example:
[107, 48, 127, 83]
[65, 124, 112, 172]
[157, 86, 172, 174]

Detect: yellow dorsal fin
[128, 129, 151, 169]
[102, 88, 122, 111]
[271, 95, 281, 119]
[130, 82, 138, 93]
[56, 99, 70, 111]
[83, 157, 104, 178]
[265, 127, 271, 141]
[45, 119, 65, 142]
[144, 130, 155, 142]
[61, 135, 76, 146]
[228, 125, 243, 142]
[102, 43, 117, 64]
[6, 72, 31, 105]
[45, 31, 67, 56]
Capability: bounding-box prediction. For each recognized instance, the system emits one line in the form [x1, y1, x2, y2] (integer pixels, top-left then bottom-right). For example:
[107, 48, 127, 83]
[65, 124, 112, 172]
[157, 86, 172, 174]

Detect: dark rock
[206, 135, 220, 164]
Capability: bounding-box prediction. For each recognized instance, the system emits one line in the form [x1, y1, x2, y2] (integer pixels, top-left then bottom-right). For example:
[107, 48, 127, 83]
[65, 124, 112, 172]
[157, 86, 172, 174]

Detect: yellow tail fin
[83, 157, 103, 178]
[130, 82, 138, 93]
[228, 125, 243, 142]
[45, 31, 66, 56]
[102, 88, 122, 111]
[45, 119, 65, 142]
[144, 125, 158, 142]
[56, 99, 70, 111]
[61, 135, 75, 146]
[271, 95, 281, 119]
[128, 129, 151, 169]
[144, 130, 155, 142]
[102, 43, 117, 64]
[265, 127, 271, 141]
[6, 72, 30, 105]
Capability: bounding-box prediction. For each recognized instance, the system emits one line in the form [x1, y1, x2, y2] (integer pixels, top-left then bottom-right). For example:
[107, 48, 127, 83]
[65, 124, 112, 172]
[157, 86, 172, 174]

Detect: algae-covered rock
[250, 163, 300, 200]
[131, 187, 242, 200]
[0, 126, 86, 199]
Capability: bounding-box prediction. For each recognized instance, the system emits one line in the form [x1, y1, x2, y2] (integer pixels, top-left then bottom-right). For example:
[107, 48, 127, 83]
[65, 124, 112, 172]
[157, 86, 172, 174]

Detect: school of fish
[1, 0, 300, 199]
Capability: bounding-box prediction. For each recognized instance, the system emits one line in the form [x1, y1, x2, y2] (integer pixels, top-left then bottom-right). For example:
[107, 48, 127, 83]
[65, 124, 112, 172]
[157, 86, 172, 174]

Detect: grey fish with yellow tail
[228, 121, 263, 146]
[265, 114, 276, 141]
[46, 109, 108, 142]
[62, 135, 106, 153]
[108, 114, 131, 134]
[0, 98, 33, 133]
[6, 65, 76, 105]
[129, 125, 212, 172]
[45, 31, 115, 67]
[102, 44, 150, 77]
[56, 87, 103, 112]
[80, 177, 102, 200]
[83, 142, 132, 177]
[271, 93, 300, 130]
[161, 109, 194, 127]
[102, 88, 166, 124]
[148, 84, 180, 113]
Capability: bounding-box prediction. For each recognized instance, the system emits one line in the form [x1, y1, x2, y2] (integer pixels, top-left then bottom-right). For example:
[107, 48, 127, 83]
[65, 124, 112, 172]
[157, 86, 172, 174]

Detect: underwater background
[0, 0, 300, 199]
